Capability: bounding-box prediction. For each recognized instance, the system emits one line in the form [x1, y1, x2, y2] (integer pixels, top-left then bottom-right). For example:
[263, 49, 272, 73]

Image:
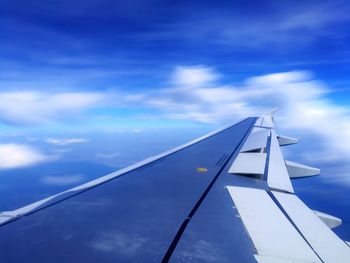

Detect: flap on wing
[227, 186, 321, 263]
[228, 153, 267, 178]
[254, 255, 315, 263]
[227, 111, 350, 263]
[241, 128, 270, 152]
[285, 161, 320, 179]
[273, 191, 350, 263]
[267, 130, 294, 193]
[313, 210, 342, 229]
[227, 185, 350, 263]
[232, 110, 319, 193]
[277, 135, 298, 146]
[251, 110, 295, 193]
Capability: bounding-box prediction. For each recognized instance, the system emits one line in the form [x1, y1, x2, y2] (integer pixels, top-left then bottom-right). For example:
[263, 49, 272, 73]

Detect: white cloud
[45, 138, 90, 146]
[96, 152, 120, 159]
[132, 2, 349, 50]
[2, 66, 349, 170]
[171, 66, 219, 87]
[178, 240, 227, 262]
[41, 174, 85, 186]
[0, 91, 104, 125]
[0, 144, 52, 169]
[90, 231, 146, 255]
[129, 66, 350, 164]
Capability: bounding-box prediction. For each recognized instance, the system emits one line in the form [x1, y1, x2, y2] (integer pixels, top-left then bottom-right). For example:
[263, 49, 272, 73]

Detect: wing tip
[263, 107, 279, 117]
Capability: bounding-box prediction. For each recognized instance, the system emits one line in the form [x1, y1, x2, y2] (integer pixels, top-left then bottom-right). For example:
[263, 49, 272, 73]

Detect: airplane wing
[0, 114, 349, 263]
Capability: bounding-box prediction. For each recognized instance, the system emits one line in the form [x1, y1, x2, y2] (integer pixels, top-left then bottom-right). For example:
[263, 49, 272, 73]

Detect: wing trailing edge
[225, 110, 350, 262]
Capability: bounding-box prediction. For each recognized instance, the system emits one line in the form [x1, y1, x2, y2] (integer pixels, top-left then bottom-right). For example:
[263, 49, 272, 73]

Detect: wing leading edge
[0, 118, 256, 262]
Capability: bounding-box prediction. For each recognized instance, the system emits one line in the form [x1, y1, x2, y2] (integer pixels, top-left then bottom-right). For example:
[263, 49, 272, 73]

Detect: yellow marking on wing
[197, 167, 208, 173]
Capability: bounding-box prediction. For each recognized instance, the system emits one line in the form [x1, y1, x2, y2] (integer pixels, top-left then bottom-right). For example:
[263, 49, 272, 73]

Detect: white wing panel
[267, 130, 294, 193]
[255, 255, 314, 263]
[241, 129, 270, 152]
[278, 135, 298, 146]
[313, 210, 342, 229]
[227, 186, 320, 263]
[228, 153, 267, 175]
[273, 191, 350, 263]
[285, 161, 320, 178]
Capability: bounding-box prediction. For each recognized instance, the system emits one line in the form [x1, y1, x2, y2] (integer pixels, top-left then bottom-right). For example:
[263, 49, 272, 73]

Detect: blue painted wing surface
[2, 113, 350, 263]
[169, 112, 350, 263]
[0, 118, 256, 262]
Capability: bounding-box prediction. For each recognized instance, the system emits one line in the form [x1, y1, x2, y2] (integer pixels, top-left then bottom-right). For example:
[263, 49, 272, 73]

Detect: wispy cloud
[121, 66, 350, 163]
[45, 137, 90, 146]
[0, 144, 53, 169]
[96, 152, 120, 159]
[41, 174, 85, 186]
[171, 66, 219, 87]
[130, 1, 350, 49]
[178, 240, 227, 262]
[0, 91, 104, 125]
[1, 66, 349, 166]
[90, 231, 147, 255]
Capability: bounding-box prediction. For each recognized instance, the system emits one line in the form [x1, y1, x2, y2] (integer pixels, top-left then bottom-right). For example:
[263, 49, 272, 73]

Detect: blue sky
[1, 0, 350, 130]
[2, 0, 350, 94]
[1, 0, 350, 239]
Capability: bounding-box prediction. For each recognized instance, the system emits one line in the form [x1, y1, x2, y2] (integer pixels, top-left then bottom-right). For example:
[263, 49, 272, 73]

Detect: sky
[1, 0, 350, 239]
